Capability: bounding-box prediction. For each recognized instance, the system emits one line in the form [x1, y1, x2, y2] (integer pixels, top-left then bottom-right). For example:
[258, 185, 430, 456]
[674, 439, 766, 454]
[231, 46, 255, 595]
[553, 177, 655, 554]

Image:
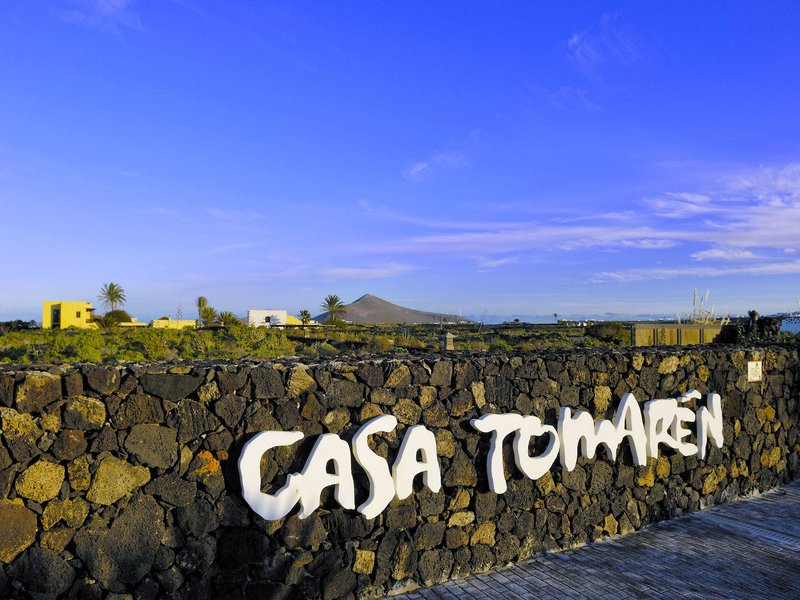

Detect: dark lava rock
[218, 529, 270, 569]
[16, 372, 62, 413]
[52, 429, 87, 461]
[171, 400, 221, 444]
[89, 425, 119, 453]
[418, 548, 453, 586]
[386, 503, 417, 530]
[115, 393, 165, 428]
[140, 373, 202, 401]
[214, 395, 246, 429]
[144, 474, 198, 508]
[124, 424, 178, 468]
[429, 362, 453, 387]
[418, 488, 446, 518]
[327, 379, 363, 407]
[443, 448, 478, 487]
[0, 374, 13, 407]
[177, 497, 220, 538]
[453, 362, 479, 390]
[494, 532, 520, 563]
[357, 363, 384, 388]
[74, 494, 164, 591]
[475, 492, 498, 523]
[323, 510, 371, 544]
[470, 544, 494, 573]
[176, 536, 217, 573]
[251, 367, 284, 399]
[85, 367, 121, 395]
[414, 522, 446, 551]
[281, 513, 328, 551]
[589, 462, 613, 494]
[504, 477, 534, 510]
[217, 370, 248, 395]
[322, 567, 356, 600]
[7, 547, 75, 597]
[561, 464, 588, 492]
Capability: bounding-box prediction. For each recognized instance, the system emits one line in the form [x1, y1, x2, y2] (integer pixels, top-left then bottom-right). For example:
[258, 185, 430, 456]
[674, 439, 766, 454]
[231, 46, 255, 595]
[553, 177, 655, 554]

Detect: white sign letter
[558, 408, 618, 470]
[471, 414, 524, 493]
[672, 390, 699, 456]
[298, 434, 355, 519]
[352, 415, 398, 519]
[239, 430, 304, 521]
[514, 416, 559, 480]
[392, 425, 441, 500]
[614, 393, 647, 466]
[697, 392, 724, 460]
[644, 398, 679, 458]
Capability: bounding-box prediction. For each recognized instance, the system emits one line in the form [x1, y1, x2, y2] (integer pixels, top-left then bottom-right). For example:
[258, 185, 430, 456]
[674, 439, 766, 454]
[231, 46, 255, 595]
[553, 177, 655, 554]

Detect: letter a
[392, 425, 441, 500]
[614, 393, 647, 466]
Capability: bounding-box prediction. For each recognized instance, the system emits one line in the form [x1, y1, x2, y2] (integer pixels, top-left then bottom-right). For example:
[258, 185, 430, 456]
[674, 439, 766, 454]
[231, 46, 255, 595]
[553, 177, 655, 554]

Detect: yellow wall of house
[151, 319, 198, 329]
[631, 323, 724, 347]
[42, 301, 99, 330]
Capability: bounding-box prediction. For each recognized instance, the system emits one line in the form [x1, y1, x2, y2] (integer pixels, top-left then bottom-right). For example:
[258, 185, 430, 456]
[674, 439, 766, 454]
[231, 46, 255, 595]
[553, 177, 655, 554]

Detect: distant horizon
[6, 290, 796, 327]
[2, 3, 799, 322]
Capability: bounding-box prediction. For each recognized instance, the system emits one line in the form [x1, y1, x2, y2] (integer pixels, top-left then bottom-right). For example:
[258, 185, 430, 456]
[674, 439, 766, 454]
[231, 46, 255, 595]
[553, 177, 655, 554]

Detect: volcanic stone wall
[0, 347, 798, 599]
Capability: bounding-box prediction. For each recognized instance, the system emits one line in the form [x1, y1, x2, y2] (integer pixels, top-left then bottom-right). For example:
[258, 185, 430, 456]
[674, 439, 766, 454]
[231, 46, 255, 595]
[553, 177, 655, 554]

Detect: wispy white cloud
[323, 263, 417, 280]
[645, 193, 720, 219]
[593, 260, 800, 283]
[619, 239, 678, 250]
[549, 85, 601, 112]
[363, 161, 800, 284]
[55, 0, 142, 34]
[567, 14, 639, 78]
[475, 256, 520, 270]
[691, 248, 760, 261]
[404, 151, 466, 182]
[386, 224, 687, 255]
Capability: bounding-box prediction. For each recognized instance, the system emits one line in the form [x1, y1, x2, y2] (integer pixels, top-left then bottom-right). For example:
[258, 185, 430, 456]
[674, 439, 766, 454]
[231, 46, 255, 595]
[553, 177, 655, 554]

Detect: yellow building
[117, 320, 148, 328]
[151, 318, 198, 330]
[42, 301, 99, 330]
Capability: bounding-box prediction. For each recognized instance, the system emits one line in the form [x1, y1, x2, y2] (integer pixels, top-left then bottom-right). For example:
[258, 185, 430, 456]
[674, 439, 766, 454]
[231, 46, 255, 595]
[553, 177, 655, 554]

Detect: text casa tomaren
[238, 390, 723, 521]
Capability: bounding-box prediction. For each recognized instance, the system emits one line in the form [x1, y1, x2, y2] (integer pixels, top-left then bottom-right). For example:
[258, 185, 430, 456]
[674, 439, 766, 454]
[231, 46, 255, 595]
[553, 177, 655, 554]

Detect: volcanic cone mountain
[314, 294, 471, 324]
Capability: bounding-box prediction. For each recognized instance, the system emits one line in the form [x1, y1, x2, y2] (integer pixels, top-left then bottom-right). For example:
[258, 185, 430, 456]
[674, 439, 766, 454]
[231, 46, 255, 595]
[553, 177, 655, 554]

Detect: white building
[248, 309, 289, 328]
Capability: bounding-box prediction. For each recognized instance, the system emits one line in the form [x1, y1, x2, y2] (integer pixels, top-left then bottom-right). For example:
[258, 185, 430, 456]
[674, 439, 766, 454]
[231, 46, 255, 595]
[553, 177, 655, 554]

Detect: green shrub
[365, 335, 394, 354]
[489, 339, 513, 352]
[585, 321, 630, 346]
[100, 310, 133, 327]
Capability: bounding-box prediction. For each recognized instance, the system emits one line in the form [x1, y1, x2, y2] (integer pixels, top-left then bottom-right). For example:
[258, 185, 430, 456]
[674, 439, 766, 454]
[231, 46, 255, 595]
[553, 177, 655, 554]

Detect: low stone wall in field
[0, 346, 798, 599]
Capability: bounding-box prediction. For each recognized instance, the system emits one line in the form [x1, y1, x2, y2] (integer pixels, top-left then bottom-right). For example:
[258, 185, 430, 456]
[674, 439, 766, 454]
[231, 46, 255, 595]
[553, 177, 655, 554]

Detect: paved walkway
[393, 480, 800, 599]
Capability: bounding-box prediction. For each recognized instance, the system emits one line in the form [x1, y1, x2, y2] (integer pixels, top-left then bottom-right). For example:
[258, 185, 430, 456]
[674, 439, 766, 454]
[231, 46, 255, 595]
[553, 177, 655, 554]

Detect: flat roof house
[42, 301, 99, 330]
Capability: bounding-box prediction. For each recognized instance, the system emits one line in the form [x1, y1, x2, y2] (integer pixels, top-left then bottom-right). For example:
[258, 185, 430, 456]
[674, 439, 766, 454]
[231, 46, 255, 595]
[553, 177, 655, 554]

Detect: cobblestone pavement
[392, 480, 800, 599]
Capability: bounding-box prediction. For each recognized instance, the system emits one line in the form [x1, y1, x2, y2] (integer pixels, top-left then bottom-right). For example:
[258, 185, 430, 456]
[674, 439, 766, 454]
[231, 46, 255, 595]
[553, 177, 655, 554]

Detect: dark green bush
[585, 321, 630, 346]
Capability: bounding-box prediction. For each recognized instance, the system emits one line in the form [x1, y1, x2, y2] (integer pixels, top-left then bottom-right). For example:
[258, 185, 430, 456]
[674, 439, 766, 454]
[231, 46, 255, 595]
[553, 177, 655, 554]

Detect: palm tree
[98, 283, 126, 311]
[217, 311, 241, 328]
[196, 296, 218, 327]
[299, 310, 312, 326]
[321, 294, 346, 323]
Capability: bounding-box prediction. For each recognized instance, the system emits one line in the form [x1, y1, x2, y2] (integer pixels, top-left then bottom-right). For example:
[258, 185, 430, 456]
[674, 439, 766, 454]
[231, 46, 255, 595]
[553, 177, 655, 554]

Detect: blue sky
[2, 1, 799, 323]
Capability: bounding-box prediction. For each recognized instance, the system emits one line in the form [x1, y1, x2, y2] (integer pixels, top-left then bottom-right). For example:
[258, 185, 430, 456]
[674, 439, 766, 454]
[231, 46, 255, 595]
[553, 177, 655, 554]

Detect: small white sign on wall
[747, 361, 763, 382]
